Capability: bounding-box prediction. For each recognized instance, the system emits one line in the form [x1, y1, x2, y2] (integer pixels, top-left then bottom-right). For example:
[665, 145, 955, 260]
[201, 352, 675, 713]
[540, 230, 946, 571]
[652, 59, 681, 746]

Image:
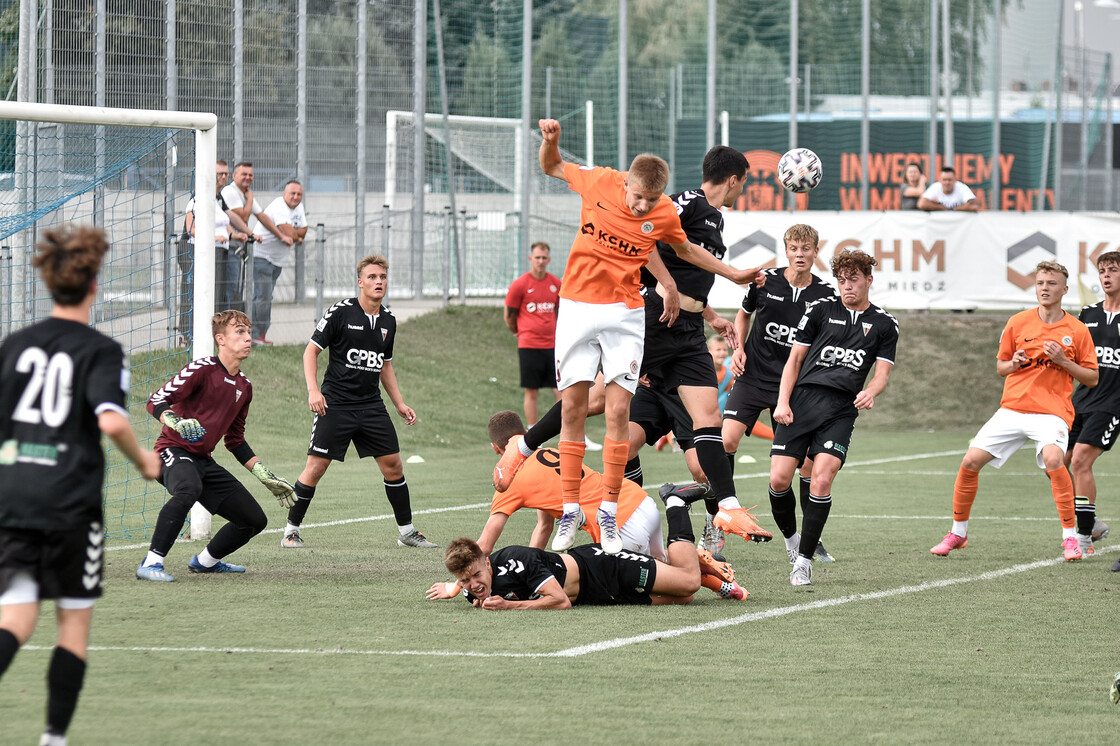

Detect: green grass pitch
[3, 308, 1118, 744]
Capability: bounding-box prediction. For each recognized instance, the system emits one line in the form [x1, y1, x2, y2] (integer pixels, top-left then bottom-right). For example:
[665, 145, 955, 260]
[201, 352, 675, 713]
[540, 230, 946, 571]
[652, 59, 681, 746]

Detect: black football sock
[694, 427, 735, 502]
[1074, 496, 1096, 536]
[525, 400, 563, 451]
[384, 477, 412, 527]
[0, 628, 19, 677]
[46, 646, 85, 737]
[287, 481, 316, 526]
[799, 475, 812, 515]
[726, 451, 737, 476]
[624, 456, 643, 487]
[665, 504, 695, 545]
[769, 483, 798, 539]
[799, 493, 833, 559]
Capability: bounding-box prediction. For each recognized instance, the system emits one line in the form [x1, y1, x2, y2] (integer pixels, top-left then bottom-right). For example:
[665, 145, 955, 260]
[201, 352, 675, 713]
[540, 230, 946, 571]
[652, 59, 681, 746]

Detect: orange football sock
[700, 573, 725, 592]
[952, 467, 980, 522]
[601, 437, 629, 504]
[1047, 467, 1076, 529]
[557, 440, 586, 510]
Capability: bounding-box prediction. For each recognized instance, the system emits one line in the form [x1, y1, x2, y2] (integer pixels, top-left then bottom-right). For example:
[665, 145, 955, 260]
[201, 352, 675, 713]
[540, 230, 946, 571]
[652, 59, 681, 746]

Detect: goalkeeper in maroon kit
[135, 310, 297, 582]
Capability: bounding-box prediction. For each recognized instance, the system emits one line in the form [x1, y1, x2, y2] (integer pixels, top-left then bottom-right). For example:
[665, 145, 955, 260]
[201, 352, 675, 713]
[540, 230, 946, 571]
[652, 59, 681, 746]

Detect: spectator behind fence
[899, 161, 926, 210]
[917, 166, 979, 212]
[250, 180, 308, 346]
[177, 160, 252, 347]
[221, 162, 293, 315]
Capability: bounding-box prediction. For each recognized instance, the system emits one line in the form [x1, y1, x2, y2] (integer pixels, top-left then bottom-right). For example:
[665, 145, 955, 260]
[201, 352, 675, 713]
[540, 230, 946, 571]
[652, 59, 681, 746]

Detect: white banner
[710, 211, 1120, 311]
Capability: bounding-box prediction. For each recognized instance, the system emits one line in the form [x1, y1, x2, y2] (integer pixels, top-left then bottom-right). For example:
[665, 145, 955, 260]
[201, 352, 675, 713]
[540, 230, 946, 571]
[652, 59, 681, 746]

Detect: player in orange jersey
[931, 261, 1098, 561]
[529, 118, 763, 558]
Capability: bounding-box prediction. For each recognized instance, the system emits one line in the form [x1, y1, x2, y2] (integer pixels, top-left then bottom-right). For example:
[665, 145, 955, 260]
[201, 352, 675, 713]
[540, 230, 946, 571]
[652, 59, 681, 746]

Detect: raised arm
[538, 119, 568, 181]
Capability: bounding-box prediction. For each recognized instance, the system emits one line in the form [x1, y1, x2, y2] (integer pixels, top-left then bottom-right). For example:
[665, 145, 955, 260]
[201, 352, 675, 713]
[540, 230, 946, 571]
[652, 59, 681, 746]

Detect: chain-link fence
[5, 0, 1117, 305]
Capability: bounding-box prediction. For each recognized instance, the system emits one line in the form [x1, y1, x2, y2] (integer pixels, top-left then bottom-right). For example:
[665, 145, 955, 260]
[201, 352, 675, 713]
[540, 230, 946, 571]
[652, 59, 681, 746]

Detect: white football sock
[951, 520, 968, 538]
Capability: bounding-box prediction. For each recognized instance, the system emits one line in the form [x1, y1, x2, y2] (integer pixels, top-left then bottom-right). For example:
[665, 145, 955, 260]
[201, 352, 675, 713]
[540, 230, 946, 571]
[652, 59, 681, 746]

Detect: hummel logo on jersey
[496, 559, 525, 576]
[705, 219, 718, 229]
[224, 377, 237, 385]
[766, 293, 784, 301]
[347, 324, 364, 330]
[828, 318, 847, 325]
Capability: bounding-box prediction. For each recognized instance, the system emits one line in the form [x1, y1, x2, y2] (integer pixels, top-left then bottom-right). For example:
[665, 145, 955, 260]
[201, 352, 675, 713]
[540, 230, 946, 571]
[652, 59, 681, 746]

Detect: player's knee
[248, 511, 267, 536]
[166, 488, 199, 514]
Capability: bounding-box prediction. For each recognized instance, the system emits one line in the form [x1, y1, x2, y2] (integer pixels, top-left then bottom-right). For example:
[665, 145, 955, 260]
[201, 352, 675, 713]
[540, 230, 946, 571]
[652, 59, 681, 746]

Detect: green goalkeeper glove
[163, 411, 206, 443]
[252, 462, 296, 508]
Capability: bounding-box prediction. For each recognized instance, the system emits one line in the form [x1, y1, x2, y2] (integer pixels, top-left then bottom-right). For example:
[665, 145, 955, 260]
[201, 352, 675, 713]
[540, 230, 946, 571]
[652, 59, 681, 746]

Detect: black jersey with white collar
[641, 188, 726, 304]
[1074, 302, 1120, 413]
[741, 268, 837, 393]
[311, 298, 397, 410]
[792, 297, 899, 396]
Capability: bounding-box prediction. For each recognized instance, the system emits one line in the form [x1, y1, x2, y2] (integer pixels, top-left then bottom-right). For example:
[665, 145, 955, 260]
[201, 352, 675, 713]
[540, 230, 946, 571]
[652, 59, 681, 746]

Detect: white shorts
[971, 408, 1069, 470]
[620, 496, 666, 560]
[554, 298, 644, 393]
[0, 571, 96, 610]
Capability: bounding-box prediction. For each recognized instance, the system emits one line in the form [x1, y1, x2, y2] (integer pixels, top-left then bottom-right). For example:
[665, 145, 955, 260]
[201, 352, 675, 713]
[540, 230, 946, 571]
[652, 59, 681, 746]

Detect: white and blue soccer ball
[777, 148, 823, 193]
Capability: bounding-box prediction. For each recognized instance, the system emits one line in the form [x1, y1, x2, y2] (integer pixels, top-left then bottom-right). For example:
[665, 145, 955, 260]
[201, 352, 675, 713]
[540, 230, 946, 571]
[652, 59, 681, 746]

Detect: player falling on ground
[770, 250, 898, 586]
[136, 310, 296, 582]
[721, 224, 838, 563]
[438, 411, 743, 599]
[1066, 251, 1119, 564]
[931, 261, 1098, 562]
[432, 493, 713, 609]
[283, 255, 436, 549]
[0, 225, 161, 746]
[514, 119, 764, 557]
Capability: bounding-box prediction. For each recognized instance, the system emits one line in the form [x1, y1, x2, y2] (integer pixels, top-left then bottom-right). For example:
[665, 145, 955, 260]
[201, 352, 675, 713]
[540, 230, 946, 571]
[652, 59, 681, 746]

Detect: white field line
[26, 544, 1118, 660]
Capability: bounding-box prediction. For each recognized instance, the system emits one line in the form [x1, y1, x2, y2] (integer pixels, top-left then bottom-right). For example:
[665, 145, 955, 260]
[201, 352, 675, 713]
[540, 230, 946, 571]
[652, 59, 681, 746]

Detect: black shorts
[771, 385, 857, 465]
[0, 523, 104, 601]
[159, 447, 261, 517]
[723, 381, 778, 432]
[1069, 410, 1120, 452]
[630, 383, 695, 449]
[519, 347, 556, 390]
[307, 404, 399, 461]
[640, 290, 718, 389]
[569, 544, 657, 606]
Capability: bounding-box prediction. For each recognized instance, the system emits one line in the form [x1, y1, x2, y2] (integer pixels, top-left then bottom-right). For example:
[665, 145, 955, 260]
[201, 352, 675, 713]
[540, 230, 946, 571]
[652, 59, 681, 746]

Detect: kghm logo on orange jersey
[580, 220, 643, 256]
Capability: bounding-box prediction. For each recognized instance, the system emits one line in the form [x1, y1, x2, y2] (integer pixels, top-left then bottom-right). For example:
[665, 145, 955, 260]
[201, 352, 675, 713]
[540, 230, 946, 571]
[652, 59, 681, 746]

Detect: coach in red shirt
[504, 241, 562, 426]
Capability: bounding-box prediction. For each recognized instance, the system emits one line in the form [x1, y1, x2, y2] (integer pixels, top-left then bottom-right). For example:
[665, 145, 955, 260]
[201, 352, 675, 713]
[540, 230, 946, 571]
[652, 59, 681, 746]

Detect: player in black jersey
[1066, 251, 1120, 563]
[721, 224, 837, 561]
[769, 249, 898, 586]
[136, 309, 296, 582]
[283, 255, 436, 549]
[433, 493, 710, 608]
[0, 225, 161, 746]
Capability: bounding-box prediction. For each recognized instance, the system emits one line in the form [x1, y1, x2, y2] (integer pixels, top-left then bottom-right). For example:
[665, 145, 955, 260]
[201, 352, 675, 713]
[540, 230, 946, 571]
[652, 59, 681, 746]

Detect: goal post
[0, 100, 218, 539]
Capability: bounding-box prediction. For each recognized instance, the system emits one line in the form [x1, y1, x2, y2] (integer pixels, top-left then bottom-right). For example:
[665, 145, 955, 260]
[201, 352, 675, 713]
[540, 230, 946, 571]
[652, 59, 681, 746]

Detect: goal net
[0, 101, 217, 541]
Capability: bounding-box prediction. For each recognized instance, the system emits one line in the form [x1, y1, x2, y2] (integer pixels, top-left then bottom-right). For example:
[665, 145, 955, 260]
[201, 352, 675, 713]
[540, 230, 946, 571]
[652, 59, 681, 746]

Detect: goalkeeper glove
[252, 462, 296, 508]
[163, 411, 206, 443]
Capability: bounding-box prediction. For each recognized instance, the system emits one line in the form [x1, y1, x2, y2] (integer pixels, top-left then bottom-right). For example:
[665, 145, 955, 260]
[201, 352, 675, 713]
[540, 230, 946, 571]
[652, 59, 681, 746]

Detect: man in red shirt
[504, 241, 562, 427]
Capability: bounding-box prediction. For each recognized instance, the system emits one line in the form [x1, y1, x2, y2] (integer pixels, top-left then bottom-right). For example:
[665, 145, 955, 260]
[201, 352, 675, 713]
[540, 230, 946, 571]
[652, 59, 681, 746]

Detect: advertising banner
[710, 211, 1120, 311]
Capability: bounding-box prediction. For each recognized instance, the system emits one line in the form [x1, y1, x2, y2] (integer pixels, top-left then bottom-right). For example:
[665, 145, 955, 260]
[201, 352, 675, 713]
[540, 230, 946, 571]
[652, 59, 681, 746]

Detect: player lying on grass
[931, 260, 1098, 562]
[429, 492, 729, 609]
[136, 310, 297, 582]
[427, 411, 744, 600]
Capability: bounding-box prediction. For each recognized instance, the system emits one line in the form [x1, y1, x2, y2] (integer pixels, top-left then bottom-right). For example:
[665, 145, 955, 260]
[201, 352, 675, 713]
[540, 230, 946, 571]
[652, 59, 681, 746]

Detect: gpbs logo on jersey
[346, 348, 385, 371]
[819, 345, 866, 368]
[765, 321, 797, 346]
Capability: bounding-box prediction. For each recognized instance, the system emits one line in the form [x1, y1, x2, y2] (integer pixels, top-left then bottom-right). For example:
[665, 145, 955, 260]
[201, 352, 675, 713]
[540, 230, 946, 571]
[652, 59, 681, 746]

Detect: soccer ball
[777, 148, 823, 193]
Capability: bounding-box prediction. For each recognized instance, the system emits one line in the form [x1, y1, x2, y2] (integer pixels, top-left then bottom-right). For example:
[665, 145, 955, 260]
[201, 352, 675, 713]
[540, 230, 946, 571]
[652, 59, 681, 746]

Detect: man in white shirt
[917, 166, 980, 212]
[250, 180, 308, 345]
[220, 162, 293, 314]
